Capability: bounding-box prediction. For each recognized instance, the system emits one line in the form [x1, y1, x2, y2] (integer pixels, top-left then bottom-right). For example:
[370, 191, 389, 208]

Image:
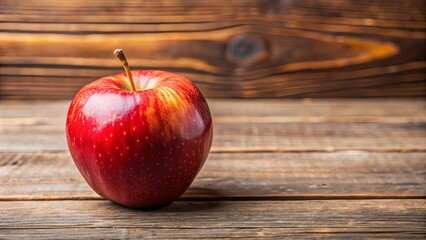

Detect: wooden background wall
[0, 0, 425, 99]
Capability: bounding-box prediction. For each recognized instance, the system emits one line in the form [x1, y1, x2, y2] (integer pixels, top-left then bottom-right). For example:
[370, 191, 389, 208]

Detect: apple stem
[114, 49, 136, 91]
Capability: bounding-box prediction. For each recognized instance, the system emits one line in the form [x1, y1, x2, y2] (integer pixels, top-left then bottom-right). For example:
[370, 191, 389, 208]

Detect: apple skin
[66, 70, 213, 208]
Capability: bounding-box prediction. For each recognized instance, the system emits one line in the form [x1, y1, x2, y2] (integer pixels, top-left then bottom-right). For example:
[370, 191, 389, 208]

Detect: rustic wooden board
[2, 99, 425, 119]
[1, 99, 425, 152]
[1, 0, 425, 99]
[1, 99, 425, 238]
[0, 200, 425, 239]
[1, 151, 425, 200]
[2, 117, 426, 152]
[4, 229, 423, 240]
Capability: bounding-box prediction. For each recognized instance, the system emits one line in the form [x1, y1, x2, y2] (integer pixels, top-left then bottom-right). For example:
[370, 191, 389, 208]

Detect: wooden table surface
[1, 98, 425, 239]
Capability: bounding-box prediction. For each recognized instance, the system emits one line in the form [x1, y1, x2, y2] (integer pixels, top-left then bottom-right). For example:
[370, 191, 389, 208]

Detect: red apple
[66, 49, 213, 208]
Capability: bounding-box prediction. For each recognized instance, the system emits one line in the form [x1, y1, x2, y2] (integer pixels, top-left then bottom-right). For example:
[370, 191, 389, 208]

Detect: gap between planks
[1, 195, 425, 202]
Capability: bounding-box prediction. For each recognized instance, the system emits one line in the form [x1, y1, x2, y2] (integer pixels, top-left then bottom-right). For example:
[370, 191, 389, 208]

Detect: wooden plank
[1, 99, 425, 119]
[1, 99, 425, 152]
[3, 229, 422, 240]
[1, 151, 425, 200]
[0, 200, 425, 239]
[0, 0, 425, 99]
[1, 119, 425, 152]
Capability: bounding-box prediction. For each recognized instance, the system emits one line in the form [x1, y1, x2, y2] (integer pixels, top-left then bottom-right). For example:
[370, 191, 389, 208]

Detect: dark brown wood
[0, 200, 425, 239]
[0, 0, 425, 99]
[1, 151, 425, 200]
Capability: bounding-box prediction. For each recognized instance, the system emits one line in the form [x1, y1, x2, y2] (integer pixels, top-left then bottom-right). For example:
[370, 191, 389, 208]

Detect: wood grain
[1, 151, 425, 200]
[0, 0, 425, 99]
[0, 200, 425, 239]
[1, 98, 425, 238]
[1, 99, 425, 152]
[2, 99, 425, 118]
[0, 98, 426, 118]
[3, 120, 426, 152]
[3, 229, 424, 240]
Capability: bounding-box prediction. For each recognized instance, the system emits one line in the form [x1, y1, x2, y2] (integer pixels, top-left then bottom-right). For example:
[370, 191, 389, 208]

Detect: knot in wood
[226, 34, 267, 65]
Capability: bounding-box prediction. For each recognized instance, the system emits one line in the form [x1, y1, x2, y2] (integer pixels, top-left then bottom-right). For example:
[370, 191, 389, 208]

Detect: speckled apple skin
[66, 70, 213, 208]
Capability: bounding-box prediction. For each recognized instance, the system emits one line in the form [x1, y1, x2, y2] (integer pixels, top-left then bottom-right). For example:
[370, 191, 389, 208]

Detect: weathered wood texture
[1, 151, 425, 200]
[1, 200, 425, 239]
[0, 0, 425, 99]
[3, 119, 426, 152]
[1, 99, 425, 200]
[1, 99, 425, 238]
[1, 99, 425, 152]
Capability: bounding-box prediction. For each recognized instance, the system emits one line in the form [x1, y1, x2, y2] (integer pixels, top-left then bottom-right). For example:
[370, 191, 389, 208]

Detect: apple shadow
[107, 187, 226, 212]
